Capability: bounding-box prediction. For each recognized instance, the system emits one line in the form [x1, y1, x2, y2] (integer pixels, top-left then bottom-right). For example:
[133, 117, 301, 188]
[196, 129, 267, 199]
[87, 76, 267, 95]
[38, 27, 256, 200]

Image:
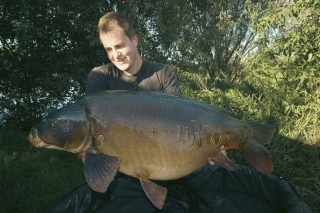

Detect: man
[49, 11, 313, 213]
[77, 11, 181, 164]
[84, 11, 181, 96]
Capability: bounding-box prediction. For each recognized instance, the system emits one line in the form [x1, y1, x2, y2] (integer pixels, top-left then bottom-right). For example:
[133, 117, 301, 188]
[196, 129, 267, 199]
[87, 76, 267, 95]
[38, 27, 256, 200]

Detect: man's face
[100, 27, 140, 74]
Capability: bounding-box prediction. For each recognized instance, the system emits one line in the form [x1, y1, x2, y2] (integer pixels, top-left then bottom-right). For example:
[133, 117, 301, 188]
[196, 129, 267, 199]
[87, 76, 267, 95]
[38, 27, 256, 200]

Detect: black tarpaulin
[48, 164, 313, 213]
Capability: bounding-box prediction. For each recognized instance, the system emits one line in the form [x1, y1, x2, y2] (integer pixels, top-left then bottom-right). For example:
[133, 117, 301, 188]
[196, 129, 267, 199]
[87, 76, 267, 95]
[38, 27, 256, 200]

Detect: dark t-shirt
[85, 60, 181, 96]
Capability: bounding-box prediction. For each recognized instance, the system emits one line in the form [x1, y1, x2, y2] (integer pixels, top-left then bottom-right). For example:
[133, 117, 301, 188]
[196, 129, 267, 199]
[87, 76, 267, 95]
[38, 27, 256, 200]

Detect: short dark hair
[98, 11, 136, 39]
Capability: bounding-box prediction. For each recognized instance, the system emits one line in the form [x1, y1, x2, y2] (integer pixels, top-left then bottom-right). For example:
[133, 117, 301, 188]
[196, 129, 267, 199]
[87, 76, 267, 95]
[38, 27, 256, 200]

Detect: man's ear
[132, 34, 139, 46]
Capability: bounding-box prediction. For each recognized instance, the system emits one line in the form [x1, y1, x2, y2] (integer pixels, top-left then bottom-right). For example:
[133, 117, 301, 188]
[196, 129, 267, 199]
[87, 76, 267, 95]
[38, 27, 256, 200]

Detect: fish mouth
[26, 128, 50, 148]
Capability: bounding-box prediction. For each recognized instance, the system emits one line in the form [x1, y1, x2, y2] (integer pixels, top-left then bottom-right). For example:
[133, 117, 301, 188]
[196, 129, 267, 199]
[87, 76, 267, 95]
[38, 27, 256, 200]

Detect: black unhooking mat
[48, 164, 313, 213]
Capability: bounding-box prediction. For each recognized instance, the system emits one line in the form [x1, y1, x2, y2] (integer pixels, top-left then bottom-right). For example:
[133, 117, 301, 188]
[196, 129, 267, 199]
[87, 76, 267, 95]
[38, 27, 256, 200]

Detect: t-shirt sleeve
[162, 66, 182, 96]
[85, 68, 108, 95]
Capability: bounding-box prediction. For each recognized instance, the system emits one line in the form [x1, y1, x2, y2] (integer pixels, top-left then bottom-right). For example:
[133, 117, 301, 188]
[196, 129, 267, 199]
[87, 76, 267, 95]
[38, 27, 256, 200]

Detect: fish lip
[30, 127, 37, 138]
[26, 128, 49, 148]
[26, 127, 38, 141]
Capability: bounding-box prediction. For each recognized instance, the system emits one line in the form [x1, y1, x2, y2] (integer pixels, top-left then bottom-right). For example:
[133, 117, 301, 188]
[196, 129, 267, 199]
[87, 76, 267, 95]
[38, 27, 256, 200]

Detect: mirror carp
[27, 91, 275, 209]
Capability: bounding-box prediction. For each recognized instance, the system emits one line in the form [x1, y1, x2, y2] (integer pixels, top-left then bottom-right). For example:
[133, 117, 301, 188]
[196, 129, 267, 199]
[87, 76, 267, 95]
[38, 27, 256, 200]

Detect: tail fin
[241, 122, 276, 175]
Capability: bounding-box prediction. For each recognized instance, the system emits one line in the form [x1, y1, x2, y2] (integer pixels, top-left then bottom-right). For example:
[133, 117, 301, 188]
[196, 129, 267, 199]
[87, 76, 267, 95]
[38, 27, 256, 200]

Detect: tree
[244, 0, 320, 143]
[0, 0, 109, 128]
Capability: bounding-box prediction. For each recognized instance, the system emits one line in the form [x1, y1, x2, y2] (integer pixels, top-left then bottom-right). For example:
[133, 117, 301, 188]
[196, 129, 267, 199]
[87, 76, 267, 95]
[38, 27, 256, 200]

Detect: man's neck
[124, 55, 143, 76]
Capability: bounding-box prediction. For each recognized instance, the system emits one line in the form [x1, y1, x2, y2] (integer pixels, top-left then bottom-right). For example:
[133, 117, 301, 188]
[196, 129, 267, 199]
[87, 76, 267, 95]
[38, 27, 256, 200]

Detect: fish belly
[97, 122, 219, 180]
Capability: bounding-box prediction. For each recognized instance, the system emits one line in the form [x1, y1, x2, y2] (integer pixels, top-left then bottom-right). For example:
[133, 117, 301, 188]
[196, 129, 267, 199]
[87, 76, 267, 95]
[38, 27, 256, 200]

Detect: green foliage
[176, 66, 275, 123]
[244, 0, 320, 144]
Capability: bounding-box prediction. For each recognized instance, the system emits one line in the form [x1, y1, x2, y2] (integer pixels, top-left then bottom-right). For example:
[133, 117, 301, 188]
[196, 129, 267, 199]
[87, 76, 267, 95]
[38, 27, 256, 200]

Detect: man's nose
[112, 49, 121, 59]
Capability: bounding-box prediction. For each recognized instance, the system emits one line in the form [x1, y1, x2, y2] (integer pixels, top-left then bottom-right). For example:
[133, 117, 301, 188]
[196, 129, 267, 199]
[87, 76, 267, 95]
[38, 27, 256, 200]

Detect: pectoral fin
[212, 151, 237, 171]
[140, 178, 167, 209]
[84, 147, 120, 193]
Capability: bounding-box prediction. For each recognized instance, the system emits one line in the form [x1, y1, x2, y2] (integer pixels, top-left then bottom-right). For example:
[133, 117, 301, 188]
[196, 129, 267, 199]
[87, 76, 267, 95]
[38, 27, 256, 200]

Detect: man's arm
[85, 68, 109, 95]
[162, 66, 182, 96]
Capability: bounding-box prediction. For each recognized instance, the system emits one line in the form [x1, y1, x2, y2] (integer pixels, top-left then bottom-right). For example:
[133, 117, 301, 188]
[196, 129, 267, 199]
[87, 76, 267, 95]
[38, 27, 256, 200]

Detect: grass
[0, 127, 85, 213]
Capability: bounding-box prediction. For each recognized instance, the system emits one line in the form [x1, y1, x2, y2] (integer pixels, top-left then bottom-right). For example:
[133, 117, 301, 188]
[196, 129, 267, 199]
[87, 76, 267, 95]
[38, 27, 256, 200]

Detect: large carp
[27, 91, 275, 209]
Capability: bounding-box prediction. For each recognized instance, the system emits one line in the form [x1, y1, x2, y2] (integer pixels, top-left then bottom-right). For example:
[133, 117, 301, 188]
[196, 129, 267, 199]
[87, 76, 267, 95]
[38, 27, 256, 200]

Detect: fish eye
[48, 120, 55, 128]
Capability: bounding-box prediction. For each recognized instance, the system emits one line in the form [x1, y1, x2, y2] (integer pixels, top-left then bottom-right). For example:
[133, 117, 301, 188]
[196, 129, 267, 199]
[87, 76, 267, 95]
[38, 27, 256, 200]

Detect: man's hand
[78, 152, 86, 164]
[208, 145, 227, 165]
